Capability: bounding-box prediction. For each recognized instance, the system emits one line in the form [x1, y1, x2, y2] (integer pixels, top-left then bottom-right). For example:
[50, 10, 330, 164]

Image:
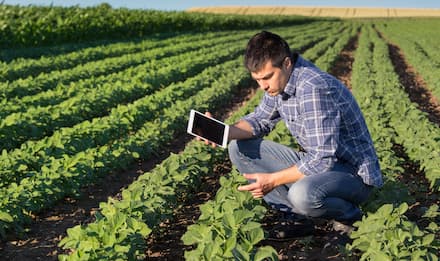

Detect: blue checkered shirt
[242, 55, 383, 187]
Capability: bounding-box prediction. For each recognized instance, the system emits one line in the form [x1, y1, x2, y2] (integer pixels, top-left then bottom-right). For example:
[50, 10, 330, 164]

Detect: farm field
[0, 4, 439, 261]
[188, 6, 440, 18]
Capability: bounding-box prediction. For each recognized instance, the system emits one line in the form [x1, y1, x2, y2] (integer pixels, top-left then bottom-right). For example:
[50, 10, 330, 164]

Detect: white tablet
[187, 109, 229, 148]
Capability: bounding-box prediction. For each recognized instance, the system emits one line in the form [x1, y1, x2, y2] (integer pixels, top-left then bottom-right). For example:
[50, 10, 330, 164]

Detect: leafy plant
[348, 203, 439, 260]
[182, 171, 278, 261]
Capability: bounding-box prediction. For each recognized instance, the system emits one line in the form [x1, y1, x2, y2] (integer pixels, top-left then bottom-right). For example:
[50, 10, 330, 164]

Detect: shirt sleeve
[295, 84, 342, 176]
[241, 92, 281, 137]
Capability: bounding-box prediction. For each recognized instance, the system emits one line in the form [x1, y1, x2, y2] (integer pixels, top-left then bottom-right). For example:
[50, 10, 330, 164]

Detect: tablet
[187, 109, 229, 148]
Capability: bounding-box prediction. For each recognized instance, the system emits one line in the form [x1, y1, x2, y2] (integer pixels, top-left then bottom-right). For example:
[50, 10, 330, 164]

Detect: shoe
[322, 231, 352, 250]
[267, 218, 315, 241]
[331, 219, 355, 235]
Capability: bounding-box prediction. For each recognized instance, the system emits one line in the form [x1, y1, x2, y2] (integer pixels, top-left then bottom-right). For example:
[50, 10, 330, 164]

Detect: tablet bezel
[187, 109, 229, 148]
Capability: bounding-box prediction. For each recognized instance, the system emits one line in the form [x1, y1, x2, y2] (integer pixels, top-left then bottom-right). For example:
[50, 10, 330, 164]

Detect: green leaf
[182, 224, 210, 245]
[397, 202, 409, 215]
[223, 233, 237, 258]
[247, 227, 264, 246]
[422, 234, 435, 246]
[232, 243, 250, 260]
[241, 221, 261, 232]
[0, 212, 13, 222]
[253, 246, 279, 261]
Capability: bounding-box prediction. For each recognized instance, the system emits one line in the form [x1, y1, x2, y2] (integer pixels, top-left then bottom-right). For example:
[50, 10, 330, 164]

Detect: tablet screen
[187, 110, 229, 148]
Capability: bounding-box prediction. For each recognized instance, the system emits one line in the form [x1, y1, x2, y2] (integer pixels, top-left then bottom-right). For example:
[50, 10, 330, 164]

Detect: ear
[283, 57, 292, 70]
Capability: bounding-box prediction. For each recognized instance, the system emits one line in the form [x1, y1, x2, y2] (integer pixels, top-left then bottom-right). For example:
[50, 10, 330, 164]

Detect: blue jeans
[228, 138, 372, 221]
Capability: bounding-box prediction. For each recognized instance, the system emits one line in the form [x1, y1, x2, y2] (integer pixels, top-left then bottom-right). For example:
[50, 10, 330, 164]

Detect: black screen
[192, 112, 226, 145]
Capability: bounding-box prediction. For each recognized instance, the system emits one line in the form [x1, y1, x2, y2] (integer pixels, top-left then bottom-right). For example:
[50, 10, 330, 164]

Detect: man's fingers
[243, 173, 255, 180]
[237, 183, 259, 191]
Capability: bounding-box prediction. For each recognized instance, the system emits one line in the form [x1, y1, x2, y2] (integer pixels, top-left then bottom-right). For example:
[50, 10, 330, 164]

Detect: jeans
[228, 138, 372, 221]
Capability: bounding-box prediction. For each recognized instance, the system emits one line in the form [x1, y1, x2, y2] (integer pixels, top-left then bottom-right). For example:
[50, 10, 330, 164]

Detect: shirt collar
[283, 53, 301, 98]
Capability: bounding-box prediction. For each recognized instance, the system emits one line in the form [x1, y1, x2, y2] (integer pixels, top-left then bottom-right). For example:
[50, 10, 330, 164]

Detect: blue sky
[3, 0, 440, 10]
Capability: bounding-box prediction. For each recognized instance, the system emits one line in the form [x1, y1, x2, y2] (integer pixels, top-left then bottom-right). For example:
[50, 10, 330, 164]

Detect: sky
[3, 0, 440, 11]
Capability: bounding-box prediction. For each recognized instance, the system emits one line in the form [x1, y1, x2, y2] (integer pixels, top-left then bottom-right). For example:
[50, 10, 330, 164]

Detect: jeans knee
[228, 139, 240, 165]
[289, 183, 321, 217]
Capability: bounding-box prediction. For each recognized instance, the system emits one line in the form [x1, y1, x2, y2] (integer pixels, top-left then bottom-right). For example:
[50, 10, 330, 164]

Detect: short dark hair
[244, 31, 292, 72]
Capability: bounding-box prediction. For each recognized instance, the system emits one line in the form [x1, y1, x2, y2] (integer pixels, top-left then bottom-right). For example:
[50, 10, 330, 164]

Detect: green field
[0, 4, 439, 260]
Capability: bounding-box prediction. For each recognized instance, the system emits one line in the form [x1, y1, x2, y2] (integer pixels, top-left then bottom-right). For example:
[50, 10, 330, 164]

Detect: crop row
[0, 30, 249, 100]
[0, 38, 247, 151]
[0, 22, 332, 119]
[375, 20, 440, 105]
[2, 20, 328, 79]
[0, 56, 253, 238]
[0, 4, 318, 47]
[369, 26, 440, 191]
[0, 31, 232, 82]
[347, 24, 438, 260]
[0, 32, 246, 117]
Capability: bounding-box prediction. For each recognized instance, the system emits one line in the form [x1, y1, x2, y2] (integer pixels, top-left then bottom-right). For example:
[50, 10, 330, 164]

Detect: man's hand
[237, 166, 305, 199]
[237, 173, 276, 198]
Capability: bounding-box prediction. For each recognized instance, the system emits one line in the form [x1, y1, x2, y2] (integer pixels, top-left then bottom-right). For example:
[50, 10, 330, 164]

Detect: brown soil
[329, 32, 359, 89]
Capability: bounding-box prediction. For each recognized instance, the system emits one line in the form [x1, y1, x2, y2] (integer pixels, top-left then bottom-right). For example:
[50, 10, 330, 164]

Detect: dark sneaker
[331, 219, 355, 234]
[267, 219, 315, 241]
[331, 214, 361, 235]
[322, 231, 352, 250]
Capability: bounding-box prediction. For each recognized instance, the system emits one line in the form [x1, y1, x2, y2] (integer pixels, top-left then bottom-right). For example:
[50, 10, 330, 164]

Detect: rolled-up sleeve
[242, 93, 281, 137]
[295, 85, 341, 176]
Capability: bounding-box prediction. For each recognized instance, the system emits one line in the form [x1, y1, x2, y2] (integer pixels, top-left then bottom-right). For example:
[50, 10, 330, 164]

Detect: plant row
[0, 30, 247, 100]
[0, 22, 331, 116]
[314, 23, 360, 72]
[0, 38, 247, 151]
[375, 20, 440, 105]
[0, 3, 320, 48]
[0, 56, 253, 239]
[1, 20, 330, 79]
[369, 25, 440, 191]
[0, 31, 233, 82]
[347, 24, 439, 260]
[302, 22, 349, 63]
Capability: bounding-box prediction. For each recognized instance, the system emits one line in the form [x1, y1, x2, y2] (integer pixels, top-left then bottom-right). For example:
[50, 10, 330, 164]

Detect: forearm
[228, 120, 254, 141]
[271, 165, 305, 186]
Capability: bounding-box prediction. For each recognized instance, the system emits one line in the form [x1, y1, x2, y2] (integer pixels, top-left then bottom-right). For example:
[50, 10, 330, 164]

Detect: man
[206, 31, 383, 239]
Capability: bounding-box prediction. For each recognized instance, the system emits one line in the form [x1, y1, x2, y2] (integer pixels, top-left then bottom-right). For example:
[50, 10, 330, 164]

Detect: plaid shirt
[242, 55, 383, 187]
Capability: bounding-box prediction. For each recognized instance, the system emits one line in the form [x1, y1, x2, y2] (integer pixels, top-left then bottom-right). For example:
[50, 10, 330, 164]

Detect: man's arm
[238, 165, 305, 198]
[228, 119, 254, 141]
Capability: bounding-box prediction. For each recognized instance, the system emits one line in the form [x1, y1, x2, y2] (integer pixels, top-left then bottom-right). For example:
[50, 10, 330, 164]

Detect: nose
[258, 80, 269, 91]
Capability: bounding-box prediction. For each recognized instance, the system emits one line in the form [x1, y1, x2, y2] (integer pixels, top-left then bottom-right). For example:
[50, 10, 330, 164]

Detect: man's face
[251, 58, 292, 97]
